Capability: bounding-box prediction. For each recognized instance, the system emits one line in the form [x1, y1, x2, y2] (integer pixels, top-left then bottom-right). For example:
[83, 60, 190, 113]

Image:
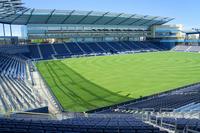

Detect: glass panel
[105, 12, 121, 17]
[132, 14, 145, 19]
[89, 11, 105, 16]
[53, 10, 69, 15]
[120, 14, 134, 18]
[72, 10, 91, 15]
[32, 9, 52, 15]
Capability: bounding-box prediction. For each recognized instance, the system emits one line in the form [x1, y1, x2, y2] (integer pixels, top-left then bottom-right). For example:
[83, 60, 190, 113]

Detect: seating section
[173, 45, 200, 52]
[0, 53, 27, 80]
[65, 42, 84, 55]
[100, 83, 200, 113]
[0, 53, 44, 113]
[85, 42, 105, 53]
[27, 45, 41, 59]
[150, 116, 200, 133]
[107, 42, 126, 52]
[77, 42, 94, 54]
[39, 44, 55, 59]
[123, 93, 200, 112]
[187, 45, 200, 52]
[0, 75, 42, 113]
[173, 45, 189, 52]
[0, 45, 29, 54]
[53, 43, 71, 57]
[26, 41, 166, 60]
[174, 102, 200, 112]
[97, 42, 117, 53]
[0, 115, 162, 133]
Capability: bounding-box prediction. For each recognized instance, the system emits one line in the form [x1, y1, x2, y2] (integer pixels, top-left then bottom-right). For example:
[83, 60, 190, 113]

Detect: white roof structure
[0, 0, 174, 27]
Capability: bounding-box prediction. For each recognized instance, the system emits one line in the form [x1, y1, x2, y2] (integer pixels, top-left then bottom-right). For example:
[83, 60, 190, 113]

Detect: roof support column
[2, 24, 6, 44]
[61, 26, 64, 43]
[2, 23, 5, 37]
[9, 24, 12, 37]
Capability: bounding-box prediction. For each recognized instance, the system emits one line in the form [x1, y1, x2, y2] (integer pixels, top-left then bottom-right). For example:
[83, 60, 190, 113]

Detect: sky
[1, 0, 200, 36]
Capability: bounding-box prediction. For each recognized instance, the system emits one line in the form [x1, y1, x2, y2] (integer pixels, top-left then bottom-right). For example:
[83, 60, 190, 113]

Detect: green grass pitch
[36, 52, 200, 112]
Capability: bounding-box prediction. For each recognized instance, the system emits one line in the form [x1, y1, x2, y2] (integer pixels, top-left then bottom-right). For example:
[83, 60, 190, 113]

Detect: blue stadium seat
[85, 42, 105, 53]
[39, 44, 55, 59]
[65, 43, 84, 55]
[28, 45, 41, 59]
[76, 42, 93, 54]
[53, 43, 71, 56]
[0, 115, 163, 133]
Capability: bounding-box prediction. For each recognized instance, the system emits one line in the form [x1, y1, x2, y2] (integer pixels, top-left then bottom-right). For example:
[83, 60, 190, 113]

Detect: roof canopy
[0, 0, 174, 27]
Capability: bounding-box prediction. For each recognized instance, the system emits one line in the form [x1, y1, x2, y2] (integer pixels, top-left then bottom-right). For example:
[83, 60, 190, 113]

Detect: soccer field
[36, 52, 200, 112]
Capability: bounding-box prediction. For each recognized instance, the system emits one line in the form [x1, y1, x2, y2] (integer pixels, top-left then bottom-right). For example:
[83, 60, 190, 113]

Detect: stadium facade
[0, 0, 178, 44]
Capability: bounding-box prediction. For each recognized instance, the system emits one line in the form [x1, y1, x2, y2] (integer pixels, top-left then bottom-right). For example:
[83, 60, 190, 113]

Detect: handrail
[186, 128, 200, 133]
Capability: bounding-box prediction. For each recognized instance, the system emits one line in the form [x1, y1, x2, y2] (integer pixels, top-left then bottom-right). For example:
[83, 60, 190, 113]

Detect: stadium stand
[24, 41, 166, 60]
[0, 75, 42, 112]
[187, 46, 200, 52]
[85, 42, 105, 53]
[1, 42, 200, 133]
[65, 42, 84, 55]
[0, 53, 46, 113]
[78, 42, 94, 54]
[172, 45, 189, 52]
[123, 41, 141, 50]
[174, 102, 200, 112]
[2, 1, 200, 133]
[97, 82, 200, 114]
[173, 45, 200, 52]
[26, 45, 41, 59]
[51, 44, 71, 59]
[0, 53, 27, 80]
[39, 44, 55, 60]
[0, 115, 163, 133]
[149, 115, 200, 133]
[121, 93, 200, 112]
[0, 45, 29, 54]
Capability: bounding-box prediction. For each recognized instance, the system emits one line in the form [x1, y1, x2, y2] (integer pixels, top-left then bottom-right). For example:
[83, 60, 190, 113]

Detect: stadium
[0, 0, 200, 133]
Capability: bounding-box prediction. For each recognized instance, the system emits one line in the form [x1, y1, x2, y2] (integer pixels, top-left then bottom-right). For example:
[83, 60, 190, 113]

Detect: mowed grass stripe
[37, 52, 200, 112]
[37, 60, 130, 112]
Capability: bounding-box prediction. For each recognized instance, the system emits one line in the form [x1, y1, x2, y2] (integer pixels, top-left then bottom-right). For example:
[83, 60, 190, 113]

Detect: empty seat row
[173, 45, 189, 52]
[173, 45, 200, 52]
[0, 75, 43, 113]
[0, 115, 162, 133]
[115, 93, 200, 112]
[0, 53, 27, 80]
[0, 45, 29, 54]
